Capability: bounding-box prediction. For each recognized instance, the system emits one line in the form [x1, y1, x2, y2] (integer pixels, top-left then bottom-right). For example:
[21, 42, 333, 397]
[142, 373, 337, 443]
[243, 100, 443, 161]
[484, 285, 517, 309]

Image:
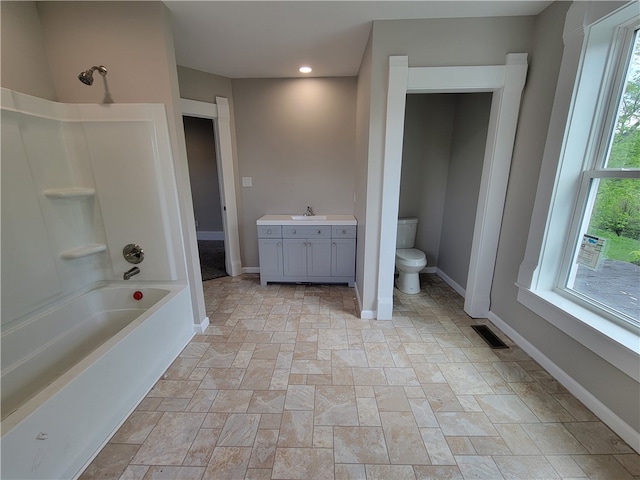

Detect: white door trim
[181, 97, 242, 277]
[377, 54, 528, 319]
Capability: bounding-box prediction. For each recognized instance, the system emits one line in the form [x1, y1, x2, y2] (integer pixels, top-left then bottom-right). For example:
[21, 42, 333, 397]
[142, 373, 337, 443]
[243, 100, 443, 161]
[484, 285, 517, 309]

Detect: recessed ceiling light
[299, 66, 312, 74]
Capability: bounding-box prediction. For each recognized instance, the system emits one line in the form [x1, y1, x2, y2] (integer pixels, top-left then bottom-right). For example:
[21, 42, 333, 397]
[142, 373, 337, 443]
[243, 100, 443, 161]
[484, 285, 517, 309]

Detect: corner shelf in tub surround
[257, 215, 357, 287]
[60, 243, 107, 260]
[43, 187, 96, 199]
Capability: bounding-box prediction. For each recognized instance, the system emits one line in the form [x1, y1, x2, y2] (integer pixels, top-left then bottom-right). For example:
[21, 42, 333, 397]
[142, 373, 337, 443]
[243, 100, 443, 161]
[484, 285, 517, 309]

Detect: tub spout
[123, 266, 140, 280]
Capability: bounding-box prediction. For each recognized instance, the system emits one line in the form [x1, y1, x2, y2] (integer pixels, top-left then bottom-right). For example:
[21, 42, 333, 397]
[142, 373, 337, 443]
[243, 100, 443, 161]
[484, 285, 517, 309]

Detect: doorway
[399, 92, 493, 295]
[377, 54, 528, 320]
[181, 97, 242, 279]
[183, 115, 227, 280]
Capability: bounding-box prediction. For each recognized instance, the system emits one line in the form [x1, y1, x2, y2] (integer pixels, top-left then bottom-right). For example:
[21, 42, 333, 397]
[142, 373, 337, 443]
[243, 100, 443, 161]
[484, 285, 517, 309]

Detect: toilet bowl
[395, 248, 427, 294]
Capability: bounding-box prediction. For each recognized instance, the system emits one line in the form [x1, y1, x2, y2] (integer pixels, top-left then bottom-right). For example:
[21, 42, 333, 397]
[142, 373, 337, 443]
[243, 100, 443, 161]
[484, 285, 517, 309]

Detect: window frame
[517, 1, 640, 383]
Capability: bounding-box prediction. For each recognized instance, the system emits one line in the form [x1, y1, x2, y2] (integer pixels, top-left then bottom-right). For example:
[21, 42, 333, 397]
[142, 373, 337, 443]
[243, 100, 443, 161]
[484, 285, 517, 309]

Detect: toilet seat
[395, 248, 426, 267]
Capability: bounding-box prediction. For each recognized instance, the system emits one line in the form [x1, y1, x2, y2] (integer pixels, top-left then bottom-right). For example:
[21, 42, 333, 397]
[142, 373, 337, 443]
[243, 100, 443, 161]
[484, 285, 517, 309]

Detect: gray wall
[399, 94, 456, 267]
[183, 116, 223, 232]
[355, 15, 536, 314]
[360, 3, 638, 436]
[0, 2, 56, 100]
[31, 0, 207, 326]
[231, 77, 357, 267]
[491, 1, 639, 434]
[438, 93, 492, 288]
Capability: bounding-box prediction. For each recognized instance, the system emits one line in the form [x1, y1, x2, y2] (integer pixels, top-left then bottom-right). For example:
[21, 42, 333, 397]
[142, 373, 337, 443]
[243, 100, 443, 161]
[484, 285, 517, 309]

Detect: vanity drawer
[283, 226, 331, 238]
[257, 226, 282, 238]
[332, 225, 356, 238]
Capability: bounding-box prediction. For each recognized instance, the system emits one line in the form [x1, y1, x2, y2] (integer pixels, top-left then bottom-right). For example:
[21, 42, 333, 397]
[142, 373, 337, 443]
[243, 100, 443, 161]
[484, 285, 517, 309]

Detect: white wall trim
[181, 98, 217, 119]
[376, 56, 409, 320]
[196, 230, 225, 241]
[193, 315, 210, 334]
[355, 281, 376, 319]
[214, 97, 242, 277]
[436, 268, 466, 299]
[379, 54, 528, 320]
[487, 310, 640, 454]
[243, 267, 260, 274]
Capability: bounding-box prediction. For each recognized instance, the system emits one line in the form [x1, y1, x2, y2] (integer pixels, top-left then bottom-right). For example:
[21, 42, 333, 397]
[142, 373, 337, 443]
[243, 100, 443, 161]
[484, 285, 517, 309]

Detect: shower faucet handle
[123, 243, 144, 264]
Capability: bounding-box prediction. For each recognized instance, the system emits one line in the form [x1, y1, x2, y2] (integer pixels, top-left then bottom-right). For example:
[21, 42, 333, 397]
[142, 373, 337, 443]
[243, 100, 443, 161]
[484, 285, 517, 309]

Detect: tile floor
[80, 274, 639, 480]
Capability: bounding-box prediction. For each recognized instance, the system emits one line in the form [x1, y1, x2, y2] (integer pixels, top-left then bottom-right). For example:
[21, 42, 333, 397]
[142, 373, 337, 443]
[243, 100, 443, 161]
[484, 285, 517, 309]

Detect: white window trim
[518, 1, 640, 383]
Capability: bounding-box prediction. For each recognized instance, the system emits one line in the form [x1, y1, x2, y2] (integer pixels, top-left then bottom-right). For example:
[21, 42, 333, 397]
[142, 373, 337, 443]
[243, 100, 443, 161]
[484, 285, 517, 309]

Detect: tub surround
[1, 89, 194, 480]
[257, 214, 357, 287]
[1, 283, 192, 480]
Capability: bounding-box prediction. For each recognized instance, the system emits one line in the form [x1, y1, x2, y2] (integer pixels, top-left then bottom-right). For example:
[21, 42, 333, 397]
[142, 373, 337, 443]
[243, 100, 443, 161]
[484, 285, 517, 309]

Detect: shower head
[78, 65, 107, 86]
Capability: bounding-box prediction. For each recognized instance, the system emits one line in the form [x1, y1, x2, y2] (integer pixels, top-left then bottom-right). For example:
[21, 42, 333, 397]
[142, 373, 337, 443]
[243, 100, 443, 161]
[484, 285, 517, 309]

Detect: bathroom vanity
[257, 215, 356, 287]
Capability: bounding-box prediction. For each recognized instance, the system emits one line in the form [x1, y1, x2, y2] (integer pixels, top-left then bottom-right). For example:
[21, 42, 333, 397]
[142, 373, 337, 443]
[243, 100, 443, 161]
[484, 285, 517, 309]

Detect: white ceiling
[165, 1, 552, 79]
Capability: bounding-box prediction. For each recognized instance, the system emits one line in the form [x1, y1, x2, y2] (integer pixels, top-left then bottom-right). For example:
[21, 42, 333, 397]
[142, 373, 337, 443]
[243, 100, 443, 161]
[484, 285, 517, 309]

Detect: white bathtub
[1, 283, 194, 480]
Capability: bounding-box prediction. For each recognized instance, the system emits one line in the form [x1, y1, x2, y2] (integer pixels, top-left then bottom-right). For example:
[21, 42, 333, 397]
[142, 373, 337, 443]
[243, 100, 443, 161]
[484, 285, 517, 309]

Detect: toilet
[395, 217, 427, 294]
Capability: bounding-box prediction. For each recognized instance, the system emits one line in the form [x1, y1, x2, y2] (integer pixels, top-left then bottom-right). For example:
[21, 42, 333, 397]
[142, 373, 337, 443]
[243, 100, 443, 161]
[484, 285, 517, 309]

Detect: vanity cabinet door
[283, 239, 307, 277]
[258, 239, 283, 277]
[307, 238, 331, 277]
[332, 238, 356, 277]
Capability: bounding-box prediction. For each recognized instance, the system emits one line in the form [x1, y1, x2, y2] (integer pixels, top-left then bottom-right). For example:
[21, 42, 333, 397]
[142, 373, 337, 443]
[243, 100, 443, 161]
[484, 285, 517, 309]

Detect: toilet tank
[396, 217, 419, 248]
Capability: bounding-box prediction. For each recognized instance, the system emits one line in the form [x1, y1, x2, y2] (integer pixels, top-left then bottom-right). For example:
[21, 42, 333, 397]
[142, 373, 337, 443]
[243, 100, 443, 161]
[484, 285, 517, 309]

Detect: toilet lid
[396, 248, 426, 263]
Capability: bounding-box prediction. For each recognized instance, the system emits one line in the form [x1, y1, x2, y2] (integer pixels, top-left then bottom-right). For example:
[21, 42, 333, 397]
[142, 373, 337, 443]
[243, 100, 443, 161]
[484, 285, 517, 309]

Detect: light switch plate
[242, 176, 252, 187]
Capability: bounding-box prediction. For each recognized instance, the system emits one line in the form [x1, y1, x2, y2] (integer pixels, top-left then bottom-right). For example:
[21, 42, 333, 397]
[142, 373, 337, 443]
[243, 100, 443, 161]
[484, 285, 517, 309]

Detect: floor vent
[471, 325, 509, 349]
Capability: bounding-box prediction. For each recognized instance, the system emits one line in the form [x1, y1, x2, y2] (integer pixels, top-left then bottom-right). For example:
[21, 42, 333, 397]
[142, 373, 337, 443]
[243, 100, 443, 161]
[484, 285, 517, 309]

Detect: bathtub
[1, 283, 194, 480]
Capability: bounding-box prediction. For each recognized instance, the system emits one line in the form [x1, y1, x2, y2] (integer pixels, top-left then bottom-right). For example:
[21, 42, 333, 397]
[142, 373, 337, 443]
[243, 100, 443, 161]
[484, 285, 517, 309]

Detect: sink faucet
[123, 266, 140, 280]
[303, 206, 314, 216]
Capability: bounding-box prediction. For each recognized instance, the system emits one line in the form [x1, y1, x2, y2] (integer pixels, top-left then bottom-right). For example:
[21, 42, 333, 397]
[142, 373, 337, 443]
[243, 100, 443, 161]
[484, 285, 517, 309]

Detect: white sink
[291, 215, 327, 220]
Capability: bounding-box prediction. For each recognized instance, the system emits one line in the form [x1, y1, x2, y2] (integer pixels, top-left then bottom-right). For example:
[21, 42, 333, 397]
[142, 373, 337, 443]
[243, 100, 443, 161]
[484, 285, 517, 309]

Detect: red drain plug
[133, 291, 143, 301]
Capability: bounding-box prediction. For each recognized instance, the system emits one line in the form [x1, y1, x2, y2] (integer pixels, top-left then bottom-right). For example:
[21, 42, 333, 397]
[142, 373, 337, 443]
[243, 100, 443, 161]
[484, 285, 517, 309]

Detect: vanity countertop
[257, 214, 357, 226]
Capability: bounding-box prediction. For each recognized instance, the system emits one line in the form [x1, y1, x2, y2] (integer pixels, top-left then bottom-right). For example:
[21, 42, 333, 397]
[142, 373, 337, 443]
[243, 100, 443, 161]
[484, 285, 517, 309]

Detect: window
[518, 1, 640, 381]
[562, 28, 640, 327]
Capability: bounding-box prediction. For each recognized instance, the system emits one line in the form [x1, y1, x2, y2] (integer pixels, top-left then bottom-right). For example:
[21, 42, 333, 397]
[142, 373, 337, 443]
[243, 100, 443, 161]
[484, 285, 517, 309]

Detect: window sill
[517, 285, 640, 382]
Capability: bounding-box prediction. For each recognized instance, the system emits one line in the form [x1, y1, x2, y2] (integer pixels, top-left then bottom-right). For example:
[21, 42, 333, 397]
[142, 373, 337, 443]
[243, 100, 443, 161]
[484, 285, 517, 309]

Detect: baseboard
[436, 268, 466, 298]
[354, 282, 375, 319]
[196, 230, 224, 241]
[422, 266, 437, 274]
[193, 315, 209, 334]
[376, 296, 393, 321]
[243, 267, 260, 274]
[487, 310, 640, 454]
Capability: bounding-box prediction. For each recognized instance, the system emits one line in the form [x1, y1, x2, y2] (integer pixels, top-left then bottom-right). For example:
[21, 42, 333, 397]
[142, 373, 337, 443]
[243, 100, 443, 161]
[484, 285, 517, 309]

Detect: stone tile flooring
[80, 274, 639, 479]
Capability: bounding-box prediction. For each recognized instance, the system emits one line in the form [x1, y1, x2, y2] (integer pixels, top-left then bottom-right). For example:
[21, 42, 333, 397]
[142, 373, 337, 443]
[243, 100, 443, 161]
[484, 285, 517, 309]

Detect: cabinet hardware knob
[293, 230, 296, 234]
[318, 230, 321, 234]
[342, 230, 346, 234]
[278, 242, 282, 246]
[333, 242, 337, 246]
[267, 229, 272, 234]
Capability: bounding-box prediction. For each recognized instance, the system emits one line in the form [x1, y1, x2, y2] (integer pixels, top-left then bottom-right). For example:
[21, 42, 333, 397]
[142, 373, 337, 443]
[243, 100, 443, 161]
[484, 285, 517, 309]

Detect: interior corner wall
[0, 1, 56, 100]
[399, 94, 456, 268]
[491, 0, 640, 435]
[438, 92, 492, 289]
[36, 1, 207, 328]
